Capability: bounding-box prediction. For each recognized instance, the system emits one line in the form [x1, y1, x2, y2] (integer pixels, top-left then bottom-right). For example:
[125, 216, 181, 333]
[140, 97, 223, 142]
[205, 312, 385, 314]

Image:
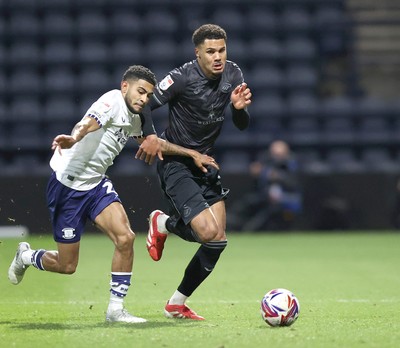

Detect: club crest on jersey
[159, 75, 174, 91]
[62, 228, 76, 240]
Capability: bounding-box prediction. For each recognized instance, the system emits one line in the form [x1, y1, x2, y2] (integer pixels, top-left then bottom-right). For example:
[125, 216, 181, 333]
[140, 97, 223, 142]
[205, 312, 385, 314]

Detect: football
[260, 288, 300, 327]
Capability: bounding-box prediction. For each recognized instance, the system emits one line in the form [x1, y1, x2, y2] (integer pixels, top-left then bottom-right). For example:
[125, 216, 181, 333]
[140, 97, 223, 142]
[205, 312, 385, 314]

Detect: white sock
[108, 294, 124, 311]
[21, 249, 34, 265]
[108, 272, 131, 311]
[169, 290, 188, 305]
[157, 214, 169, 234]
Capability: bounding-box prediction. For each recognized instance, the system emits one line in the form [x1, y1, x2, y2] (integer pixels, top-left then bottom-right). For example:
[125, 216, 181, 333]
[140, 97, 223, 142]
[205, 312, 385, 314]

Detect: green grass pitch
[1, 232, 399, 348]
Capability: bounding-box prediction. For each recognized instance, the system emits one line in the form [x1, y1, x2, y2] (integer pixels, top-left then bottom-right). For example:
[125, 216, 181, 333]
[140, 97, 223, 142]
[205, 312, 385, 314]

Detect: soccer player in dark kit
[146, 24, 252, 320]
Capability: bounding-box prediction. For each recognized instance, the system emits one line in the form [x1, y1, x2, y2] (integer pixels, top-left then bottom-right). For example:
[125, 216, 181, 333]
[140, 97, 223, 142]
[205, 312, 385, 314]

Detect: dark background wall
[0, 173, 397, 234]
[1, 0, 400, 234]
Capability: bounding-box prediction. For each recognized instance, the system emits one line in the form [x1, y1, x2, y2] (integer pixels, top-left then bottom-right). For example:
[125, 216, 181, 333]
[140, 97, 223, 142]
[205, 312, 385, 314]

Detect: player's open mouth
[213, 63, 223, 71]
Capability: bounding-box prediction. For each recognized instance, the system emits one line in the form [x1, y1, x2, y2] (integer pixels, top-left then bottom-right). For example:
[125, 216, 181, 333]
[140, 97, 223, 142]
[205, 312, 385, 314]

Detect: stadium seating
[0, 68, 7, 96]
[280, 6, 313, 35]
[9, 97, 43, 123]
[42, 12, 75, 39]
[77, 68, 111, 95]
[358, 117, 392, 145]
[0, 0, 395, 176]
[322, 117, 355, 146]
[142, 10, 179, 38]
[43, 67, 76, 96]
[287, 92, 319, 118]
[288, 117, 320, 146]
[250, 93, 286, 120]
[39, 0, 73, 12]
[210, 8, 246, 35]
[9, 123, 44, 151]
[42, 41, 75, 67]
[7, 12, 40, 39]
[326, 148, 365, 173]
[219, 151, 251, 174]
[76, 11, 108, 39]
[248, 38, 282, 64]
[282, 37, 317, 63]
[285, 64, 318, 92]
[43, 96, 77, 122]
[145, 38, 179, 66]
[8, 41, 41, 67]
[110, 11, 142, 39]
[9, 68, 42, 96]
[320, 96, 356, 119]
[77, 40, 108, 67]
[246, 7, 278, 36]
[110, 151, 154, 175]
[361, 148, 400, 173]
[249, 65, 285, 93]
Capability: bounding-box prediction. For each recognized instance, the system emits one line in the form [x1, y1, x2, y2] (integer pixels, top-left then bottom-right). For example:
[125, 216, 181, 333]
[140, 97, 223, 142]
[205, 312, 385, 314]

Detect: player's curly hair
[122, 65, 157, 86]
[192, 24, 227, 47]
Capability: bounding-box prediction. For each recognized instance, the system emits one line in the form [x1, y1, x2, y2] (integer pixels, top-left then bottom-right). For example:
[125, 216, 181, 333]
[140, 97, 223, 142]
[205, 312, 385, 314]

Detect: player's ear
[121, 80, 128, 93]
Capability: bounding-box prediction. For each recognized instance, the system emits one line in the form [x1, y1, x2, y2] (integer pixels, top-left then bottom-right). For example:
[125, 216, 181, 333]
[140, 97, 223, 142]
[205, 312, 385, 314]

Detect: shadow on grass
[5, 320, 200, 331]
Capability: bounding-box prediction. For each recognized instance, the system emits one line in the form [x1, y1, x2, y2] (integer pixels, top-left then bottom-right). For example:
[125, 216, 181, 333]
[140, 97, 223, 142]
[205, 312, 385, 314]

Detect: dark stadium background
[1, 0, 399, 232]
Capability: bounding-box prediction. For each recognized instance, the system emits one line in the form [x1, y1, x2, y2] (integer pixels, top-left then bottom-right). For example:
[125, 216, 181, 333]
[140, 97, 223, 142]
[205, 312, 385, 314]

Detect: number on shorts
[102, 181, 116, 195]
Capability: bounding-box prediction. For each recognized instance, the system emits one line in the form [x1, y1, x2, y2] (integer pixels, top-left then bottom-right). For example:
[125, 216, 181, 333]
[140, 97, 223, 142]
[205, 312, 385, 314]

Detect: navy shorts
[46, 172, 122, 243]
[157, 156, 229, 225]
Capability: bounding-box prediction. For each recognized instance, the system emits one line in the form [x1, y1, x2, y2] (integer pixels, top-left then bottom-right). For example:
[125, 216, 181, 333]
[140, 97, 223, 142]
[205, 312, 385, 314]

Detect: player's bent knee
[114, 230, 135, 250]
[197, 228, 219, 243]
[59, 264, 77, 275]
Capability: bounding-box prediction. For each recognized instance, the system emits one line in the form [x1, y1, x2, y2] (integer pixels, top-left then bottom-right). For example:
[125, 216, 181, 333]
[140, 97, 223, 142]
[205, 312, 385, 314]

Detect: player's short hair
[192, 24, 227, 47]
[122, 65, 157, 86]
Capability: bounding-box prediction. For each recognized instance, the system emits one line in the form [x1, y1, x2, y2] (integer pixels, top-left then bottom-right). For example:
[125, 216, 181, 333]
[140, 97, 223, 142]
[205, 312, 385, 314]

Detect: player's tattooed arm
[135, 138, 219, 173]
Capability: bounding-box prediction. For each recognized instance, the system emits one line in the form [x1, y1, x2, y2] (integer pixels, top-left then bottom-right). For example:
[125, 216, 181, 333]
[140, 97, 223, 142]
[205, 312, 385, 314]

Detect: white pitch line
[337, 299, 399, 303]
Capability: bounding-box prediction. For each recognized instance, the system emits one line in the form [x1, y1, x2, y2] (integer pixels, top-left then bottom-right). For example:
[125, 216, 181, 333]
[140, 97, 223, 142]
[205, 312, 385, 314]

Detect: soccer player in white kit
[8, 65, 219, 323]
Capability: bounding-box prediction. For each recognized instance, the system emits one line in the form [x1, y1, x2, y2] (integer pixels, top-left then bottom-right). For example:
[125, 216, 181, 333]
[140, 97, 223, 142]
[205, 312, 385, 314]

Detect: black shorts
[157, 156, 229, 225]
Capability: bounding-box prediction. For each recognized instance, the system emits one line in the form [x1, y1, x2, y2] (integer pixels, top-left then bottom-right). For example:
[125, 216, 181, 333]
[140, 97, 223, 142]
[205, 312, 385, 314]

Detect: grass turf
[0, 232, 399, 348]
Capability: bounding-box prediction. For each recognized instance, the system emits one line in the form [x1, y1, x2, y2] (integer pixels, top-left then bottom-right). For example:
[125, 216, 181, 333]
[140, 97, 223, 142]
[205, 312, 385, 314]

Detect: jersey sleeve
[84, 98, 113, 127]
[150, 67, 186, 110]
[232, 62, 245, 88]
[140, 104, 157, 136]
[229, 63, 250, 130]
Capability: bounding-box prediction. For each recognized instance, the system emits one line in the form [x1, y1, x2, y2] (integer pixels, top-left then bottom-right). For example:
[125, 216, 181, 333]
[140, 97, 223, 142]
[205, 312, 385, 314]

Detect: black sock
[166, 216, 201, 243]
[177, 240, 227, 297]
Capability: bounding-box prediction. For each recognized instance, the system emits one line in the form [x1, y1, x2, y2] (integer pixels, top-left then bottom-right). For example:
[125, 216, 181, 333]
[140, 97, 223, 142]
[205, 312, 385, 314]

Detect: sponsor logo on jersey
[220, 82, 232, 93]
[62, 228, 76, 240]
[197, 116, 224, 125]
[115, 128, 129, 145]
[159, 75, 174, 91]
[183, 204, 192, 218]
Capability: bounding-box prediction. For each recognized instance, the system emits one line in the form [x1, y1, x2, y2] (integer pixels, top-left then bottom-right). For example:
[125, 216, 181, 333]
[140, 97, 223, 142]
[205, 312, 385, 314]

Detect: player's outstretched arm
[135, 134, 163, 165]
[135, 138, 219, 173]
[51, 116, 100, 154]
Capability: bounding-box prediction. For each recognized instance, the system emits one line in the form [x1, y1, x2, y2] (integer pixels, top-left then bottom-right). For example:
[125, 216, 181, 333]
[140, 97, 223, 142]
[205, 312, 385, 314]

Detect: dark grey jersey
[150, 59, 244, 154]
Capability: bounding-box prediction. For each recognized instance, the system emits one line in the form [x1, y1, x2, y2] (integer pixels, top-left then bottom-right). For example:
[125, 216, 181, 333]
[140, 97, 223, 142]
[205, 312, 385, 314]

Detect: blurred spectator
[228, 140, 302, 231]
